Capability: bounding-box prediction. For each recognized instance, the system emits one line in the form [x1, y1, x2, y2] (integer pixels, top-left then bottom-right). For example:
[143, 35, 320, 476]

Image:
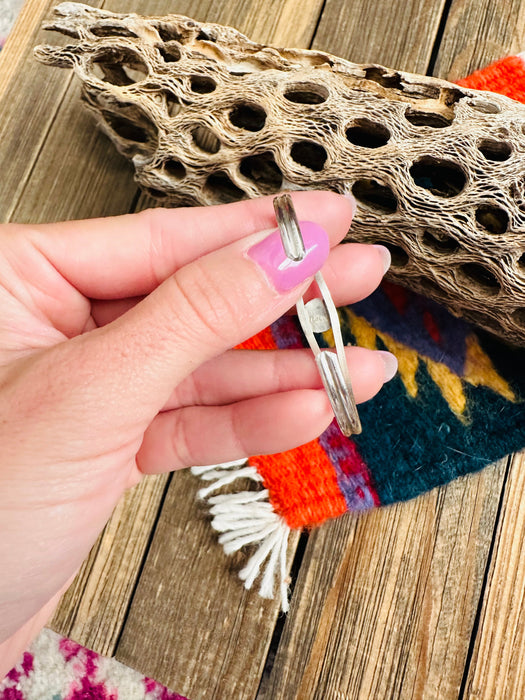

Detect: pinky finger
[136, 389, 334, 474]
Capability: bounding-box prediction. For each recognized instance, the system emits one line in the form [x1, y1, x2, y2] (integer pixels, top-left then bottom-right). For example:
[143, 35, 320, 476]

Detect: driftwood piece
[35, 2, 525, 345]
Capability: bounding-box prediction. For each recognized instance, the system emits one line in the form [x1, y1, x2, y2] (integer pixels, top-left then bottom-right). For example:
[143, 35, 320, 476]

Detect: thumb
[89, 220, 332, 413]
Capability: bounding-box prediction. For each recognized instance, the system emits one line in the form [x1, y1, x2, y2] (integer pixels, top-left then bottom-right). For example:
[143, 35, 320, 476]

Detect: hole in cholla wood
[410, 157, 466, 197]
[240, 152, 282, 193]
[100, 104, 158, 157]
[192, 126, 221, 153]
[164, 159, 186, 179]
[164, 91, 182, 117]
[513, 308, 525, 327]
[197, 29, 216, 42]
[346, 119, 391, 148]
[477, 138, 512, 161]
[190, 75, 216, 93]
[284, 82, 329, 104]
[352, 179, 398, 213]
[205, 172, 245, 203]
[155, 23, 183, 43]
[229, 103, 267, 131]
[364, 66, 403, 90]
[158, 43, 181, 62]
[102, 113, 149, 142]
[405, 109, 453, 128]
[476, 204, 509, 234]
[469, 98, 502, 114]
[90, 23, 138, 38]
[422, 229, 460, 255]
[290, 141, 327, 171]
[91, 47, 148, 85]
[461, 263, 500, 294]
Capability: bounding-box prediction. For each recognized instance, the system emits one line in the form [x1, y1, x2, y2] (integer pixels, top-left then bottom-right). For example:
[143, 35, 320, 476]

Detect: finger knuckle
[169, 409, 198, 468]
[138, 208, 172, 286]
[168, 261, 243, 348]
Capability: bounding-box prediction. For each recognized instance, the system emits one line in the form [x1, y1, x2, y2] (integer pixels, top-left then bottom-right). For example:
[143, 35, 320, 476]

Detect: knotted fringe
[191, 459, 291, 612]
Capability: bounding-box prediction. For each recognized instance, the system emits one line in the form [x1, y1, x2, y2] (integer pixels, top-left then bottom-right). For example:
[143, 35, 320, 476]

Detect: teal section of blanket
[340, 283, 525, 505]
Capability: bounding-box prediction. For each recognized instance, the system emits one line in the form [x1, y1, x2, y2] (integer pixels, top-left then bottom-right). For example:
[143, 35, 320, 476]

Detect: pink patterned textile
[0, 629, 188, 700]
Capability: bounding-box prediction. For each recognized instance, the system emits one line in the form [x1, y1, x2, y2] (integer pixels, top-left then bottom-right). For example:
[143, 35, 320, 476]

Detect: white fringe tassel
[191, 460, 291, 612]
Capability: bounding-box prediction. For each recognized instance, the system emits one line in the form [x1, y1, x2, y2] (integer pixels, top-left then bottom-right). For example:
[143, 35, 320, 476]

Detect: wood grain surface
[462, 452, 525, 700]
[49, 474, 169, 656]
[115, 470, 300, 699]
[1, 0, 524, 698]
[261, 463, 506, 700]
[433, 0, 525, 81]
[313, 0, 448, 73]
[0, 0, 59, 99]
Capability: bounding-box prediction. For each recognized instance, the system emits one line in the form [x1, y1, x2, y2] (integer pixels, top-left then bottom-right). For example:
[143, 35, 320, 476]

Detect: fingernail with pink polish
[247, 221, 330, 292]
[377, 350, 398, 382]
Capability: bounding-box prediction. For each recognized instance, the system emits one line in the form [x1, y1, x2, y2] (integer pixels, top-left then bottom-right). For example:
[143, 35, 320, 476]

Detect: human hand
[0, 191, 395, 674]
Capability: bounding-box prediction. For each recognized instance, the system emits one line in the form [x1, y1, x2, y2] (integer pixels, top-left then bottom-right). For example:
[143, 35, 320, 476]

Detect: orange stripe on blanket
[249, 439, 347, 529]
[457, 54, 525, 103]
[236, 325, 277, 350]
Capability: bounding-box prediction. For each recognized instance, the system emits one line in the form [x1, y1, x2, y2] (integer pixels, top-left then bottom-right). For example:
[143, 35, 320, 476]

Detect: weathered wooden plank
[262, 463, 506, 700]
[0, 0, 53, 100]
[48, 474, 169, 656]
[113, 1, 327, 694]
[313, 0, 448, 73]
[8, 75, 138, 225]
[432, 0, 525, 81]
[175, 0, 325, 47]
[0, 0, 107, 222]
[116, 470, 300, 698]
[462, 452, 525, 700]
[431, 4, 525, 695]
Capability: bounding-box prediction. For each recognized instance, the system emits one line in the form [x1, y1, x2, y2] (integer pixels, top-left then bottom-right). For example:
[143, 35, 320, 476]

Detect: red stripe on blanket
[457, 54, 525, 103]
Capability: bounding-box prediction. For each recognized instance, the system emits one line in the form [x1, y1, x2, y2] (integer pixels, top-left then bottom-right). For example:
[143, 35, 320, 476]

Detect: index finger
[22, 191, 356, 300]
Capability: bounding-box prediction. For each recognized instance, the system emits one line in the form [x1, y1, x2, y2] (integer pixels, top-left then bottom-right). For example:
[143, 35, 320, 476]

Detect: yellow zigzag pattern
[343, 310, 515, 418]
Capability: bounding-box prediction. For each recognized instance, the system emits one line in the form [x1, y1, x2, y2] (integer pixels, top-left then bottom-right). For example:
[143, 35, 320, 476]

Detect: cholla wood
[36, 3, 525, 345]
